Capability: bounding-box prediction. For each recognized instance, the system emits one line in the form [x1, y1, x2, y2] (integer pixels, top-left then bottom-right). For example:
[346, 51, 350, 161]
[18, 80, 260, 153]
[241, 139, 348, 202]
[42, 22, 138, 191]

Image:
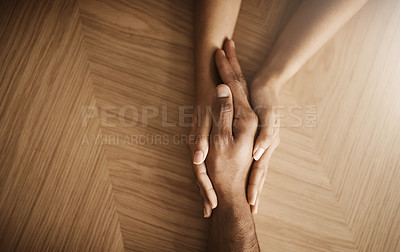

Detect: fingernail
[231, 40, 235, 48]
[250, 195, 256, 206]
[204, 207, 211, 218]
[211, 200, 217, 209]
[193, 151, 204, 164]
[217, 85, 230, 98]
[253, 148, 265, 161]
[203, 208, 207, 218]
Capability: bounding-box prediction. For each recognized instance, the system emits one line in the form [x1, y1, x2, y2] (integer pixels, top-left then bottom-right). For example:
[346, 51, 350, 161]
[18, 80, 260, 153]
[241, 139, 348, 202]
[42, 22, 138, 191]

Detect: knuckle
[217, 101, 233, 116]
[235, 111, 258, 132]
[233, 120, 247, 133]
[247, 112, 259, 129]
[196, 169, 207, 177]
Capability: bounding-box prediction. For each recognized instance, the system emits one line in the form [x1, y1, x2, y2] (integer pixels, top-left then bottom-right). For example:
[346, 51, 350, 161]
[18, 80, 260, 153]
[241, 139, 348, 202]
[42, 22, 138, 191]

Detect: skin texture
[191, 0, 369, 216]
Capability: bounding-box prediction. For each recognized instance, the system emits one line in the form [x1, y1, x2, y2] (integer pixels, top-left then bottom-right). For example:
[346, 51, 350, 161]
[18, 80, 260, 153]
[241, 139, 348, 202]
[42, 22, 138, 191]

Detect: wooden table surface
[1, 0, 399, 251]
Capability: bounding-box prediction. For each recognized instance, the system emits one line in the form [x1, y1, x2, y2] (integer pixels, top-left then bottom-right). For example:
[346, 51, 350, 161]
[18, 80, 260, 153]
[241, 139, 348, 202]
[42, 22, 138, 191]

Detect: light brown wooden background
[1, 0, 399, 251]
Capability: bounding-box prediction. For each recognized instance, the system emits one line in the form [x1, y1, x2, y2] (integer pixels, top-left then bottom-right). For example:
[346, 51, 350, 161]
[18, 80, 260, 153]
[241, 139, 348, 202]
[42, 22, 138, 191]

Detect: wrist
[252, 70, 284, 95]
[252, 79, 280, 100]
[216, 190, 248, 211]
[214, 183, 247, 206]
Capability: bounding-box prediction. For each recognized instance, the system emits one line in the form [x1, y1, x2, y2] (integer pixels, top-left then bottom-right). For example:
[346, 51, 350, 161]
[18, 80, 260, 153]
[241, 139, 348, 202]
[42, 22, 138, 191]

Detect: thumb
[211, 84, 234, 137]
[253, 111, 278, 161]
[192, 105, 211, 165]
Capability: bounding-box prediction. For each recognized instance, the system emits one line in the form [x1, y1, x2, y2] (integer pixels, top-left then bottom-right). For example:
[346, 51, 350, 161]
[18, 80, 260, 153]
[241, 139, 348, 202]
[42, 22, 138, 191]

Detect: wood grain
[0, 0, 399, 251]
[0, 1, 124, 251]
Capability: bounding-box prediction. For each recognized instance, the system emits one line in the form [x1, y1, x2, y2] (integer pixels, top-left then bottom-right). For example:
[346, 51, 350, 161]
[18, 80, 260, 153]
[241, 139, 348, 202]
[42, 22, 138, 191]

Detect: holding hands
[191, 1, 368, 249]
[189, 40, 280, 217]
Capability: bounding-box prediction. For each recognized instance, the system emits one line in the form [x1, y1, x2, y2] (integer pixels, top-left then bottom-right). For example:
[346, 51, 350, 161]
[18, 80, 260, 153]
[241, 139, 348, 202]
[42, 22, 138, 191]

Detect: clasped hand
[188, 40, 280, 217]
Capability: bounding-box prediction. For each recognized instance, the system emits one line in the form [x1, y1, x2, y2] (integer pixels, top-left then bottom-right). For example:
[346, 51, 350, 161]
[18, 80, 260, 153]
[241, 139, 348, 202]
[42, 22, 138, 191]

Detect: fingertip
[216, 84, 231, 98]
[193, 150, 204, 164]
[211, 200, 218, 209]
[203, 206, 212, 218]
[216, 48, 225, 57]
[208, 190, 218, 209]
[250, 201, 259, 214]
[249, 196, 256, 206]
[253, 147, 265, 161]
[247, 189, 257, 205]
[230, 39, 235, 49]
[224, 39, 235, 49]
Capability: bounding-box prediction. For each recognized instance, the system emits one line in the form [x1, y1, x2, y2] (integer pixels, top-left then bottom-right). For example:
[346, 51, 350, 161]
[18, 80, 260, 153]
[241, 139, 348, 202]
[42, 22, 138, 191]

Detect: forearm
[253, 0, 368, 92]
[194, 0, 241, 98]
[208, 191, 259, 252]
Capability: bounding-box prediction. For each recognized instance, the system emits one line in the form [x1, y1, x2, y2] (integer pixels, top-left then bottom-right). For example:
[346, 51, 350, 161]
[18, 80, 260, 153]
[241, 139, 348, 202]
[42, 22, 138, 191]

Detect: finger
[250, 196, 259, 214]
[215, 49, 237, 84]
[199, 186, 212, 218]
[251, 175, 266, 214]
[215, 45, 247, 97]
[211, 84, 233, 137]
[192, 111, 211, 165]
[193, 162, 218, 209]
[223, 40, 247, 87]
[232, 110, 258, 141]
[248, 139, 278, 205]
[253, 113, 279, 161]
[251, 194, 260, 214]
[215, 49, 249, 103]
[247, 164, 264, 206]
[215, 49, 252, 115]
